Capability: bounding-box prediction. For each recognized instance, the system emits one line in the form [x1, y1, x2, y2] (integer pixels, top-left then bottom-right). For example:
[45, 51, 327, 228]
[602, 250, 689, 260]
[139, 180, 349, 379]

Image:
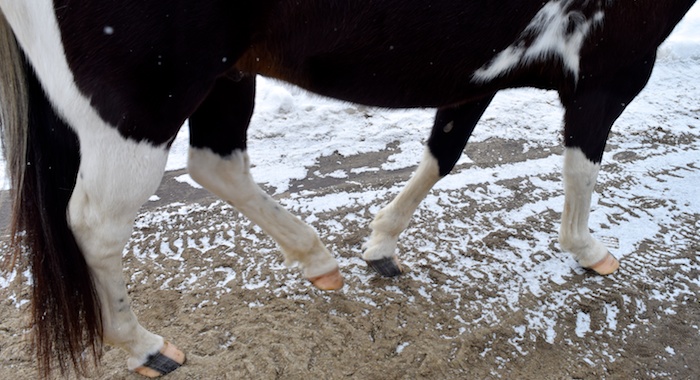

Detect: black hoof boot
[366, 256, 403, 277]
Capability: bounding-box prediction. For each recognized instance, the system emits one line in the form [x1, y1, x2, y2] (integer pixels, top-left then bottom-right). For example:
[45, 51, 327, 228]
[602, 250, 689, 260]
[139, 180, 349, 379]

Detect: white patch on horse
[472, 0, 604, 83]
[0, 0, 169, 369]
[187, 148, 338, 278]
[559, 147, 609, 267]
[443, 121, 454, 133]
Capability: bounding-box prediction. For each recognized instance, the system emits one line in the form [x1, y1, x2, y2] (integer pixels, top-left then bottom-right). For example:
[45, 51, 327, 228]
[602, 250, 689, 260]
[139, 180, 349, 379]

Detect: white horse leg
[187, 148, 343, 290]
[67, 128, 184, 376]
[2, 1, 186, 374]
[362, 98, 492, 277]
[559, 147, 619, 274]
[362, 149, 441, 275]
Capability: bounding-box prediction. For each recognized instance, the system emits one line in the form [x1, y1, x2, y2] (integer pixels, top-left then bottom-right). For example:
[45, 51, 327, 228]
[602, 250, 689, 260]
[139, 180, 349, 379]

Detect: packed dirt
[1, 129, 698, 380]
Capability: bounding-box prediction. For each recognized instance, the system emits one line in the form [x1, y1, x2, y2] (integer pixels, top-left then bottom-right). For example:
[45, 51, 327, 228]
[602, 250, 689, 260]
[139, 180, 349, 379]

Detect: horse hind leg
[187, 75, 343, 290]
[559, 54, 656, 275]
[363, 95, 495, 276]
[2, 3, 186, 375]
[67, 123, 187, 376]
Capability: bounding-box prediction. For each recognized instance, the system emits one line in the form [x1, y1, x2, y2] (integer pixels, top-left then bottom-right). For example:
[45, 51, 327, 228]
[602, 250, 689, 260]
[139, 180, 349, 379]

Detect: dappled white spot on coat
[473, 0, 605, 83]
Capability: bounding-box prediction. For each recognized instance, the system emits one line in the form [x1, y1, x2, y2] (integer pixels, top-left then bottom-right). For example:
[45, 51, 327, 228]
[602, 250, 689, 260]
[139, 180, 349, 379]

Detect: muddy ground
[0, 130, 698, 379]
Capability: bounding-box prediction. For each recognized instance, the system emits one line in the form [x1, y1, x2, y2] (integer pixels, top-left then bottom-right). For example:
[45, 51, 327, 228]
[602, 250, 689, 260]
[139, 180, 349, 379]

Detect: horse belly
[238, 0, 546, 108]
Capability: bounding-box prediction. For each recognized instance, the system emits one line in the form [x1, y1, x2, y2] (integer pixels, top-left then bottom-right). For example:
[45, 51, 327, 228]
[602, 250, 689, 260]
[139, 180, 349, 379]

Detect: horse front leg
[187, 76, 343, 290]
[67, 127, 185, 377]
[559, 147, 619, 274]
[363, 95, 495, 276]
[362, 149, 441, 275]
[559, 54, 657, 275]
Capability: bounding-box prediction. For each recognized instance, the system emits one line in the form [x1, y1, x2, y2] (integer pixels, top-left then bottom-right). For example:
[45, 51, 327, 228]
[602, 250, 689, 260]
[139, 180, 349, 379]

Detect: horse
[0, 0, 695, 378]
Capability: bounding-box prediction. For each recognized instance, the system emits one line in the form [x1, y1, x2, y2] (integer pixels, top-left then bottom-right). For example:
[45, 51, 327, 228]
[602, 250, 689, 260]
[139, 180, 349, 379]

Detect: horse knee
[68, 162, 165, 265]
[188, 147, 257, 204]
[67, 184, 133, 256]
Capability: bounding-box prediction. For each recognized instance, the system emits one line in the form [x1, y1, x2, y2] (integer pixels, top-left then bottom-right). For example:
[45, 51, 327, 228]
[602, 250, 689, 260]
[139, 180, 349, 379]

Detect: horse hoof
[366, 256, 403, 277]
[587, 252, 620, 275]
[308, 267, 344, 290]
[134, 341, 186, 378]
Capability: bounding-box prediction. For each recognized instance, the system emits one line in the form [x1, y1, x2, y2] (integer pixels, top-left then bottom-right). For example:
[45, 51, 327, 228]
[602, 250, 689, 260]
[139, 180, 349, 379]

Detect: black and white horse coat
[0, 0, 695, 377]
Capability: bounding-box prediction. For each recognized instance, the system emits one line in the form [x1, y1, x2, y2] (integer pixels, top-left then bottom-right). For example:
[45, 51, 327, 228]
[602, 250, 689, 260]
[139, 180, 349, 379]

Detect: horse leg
[67, 127, 184, 376]
[187, 75, 343, 290]
[559, 55, 656, 275]
[364, 95, 496, 276]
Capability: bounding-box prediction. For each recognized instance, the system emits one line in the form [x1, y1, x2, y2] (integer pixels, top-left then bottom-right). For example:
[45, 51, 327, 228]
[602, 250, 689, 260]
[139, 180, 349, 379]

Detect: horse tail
[0, 11, 103, 378]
